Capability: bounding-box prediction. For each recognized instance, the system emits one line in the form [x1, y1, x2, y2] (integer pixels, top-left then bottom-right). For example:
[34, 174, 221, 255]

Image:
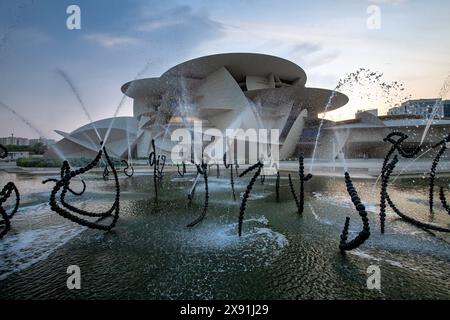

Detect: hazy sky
[0, 0, 449, 139]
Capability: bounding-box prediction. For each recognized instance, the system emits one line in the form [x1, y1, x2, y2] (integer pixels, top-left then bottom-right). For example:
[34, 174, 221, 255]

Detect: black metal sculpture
[288, 156, 312, 214]
[381, 155, 450, 233]
[238, 161, 263, 236]
[45, 146, 120, 231]
[102, 165, 109, 181]
[157, 155, 166, 180]
[429, 134, 450, 212]
[0, 145, 21, 238]
[275, 171, 280, 202]
[187, 172, 200, 201]
[379, 132, 420, 233]
[186, 162, 209, 227]
[439, 187, 450, 215]
[223, 152, 236, 201]
[148, 139, 166, 199]
[0, 181, 20, 239]
[177, 161, 186, 177]
[43, 161, 86, 196]
[380, 133, 450, 233]
[339, 172, 370, 251]
[121, 159, 134, 178]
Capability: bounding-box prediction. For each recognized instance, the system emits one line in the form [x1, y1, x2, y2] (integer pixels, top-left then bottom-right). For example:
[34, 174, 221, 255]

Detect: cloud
[83, 33, 142, 48]
[304, 49, 341, 68]
[289, 42, 322, 56]
[135, 5, 224, 46]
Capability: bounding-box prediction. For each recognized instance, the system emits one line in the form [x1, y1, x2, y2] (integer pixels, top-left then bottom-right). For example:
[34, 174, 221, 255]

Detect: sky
[0, 0, 449, 139]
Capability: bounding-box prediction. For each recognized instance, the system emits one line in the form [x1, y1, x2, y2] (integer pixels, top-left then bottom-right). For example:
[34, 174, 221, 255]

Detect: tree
[29, 142, 47, 155]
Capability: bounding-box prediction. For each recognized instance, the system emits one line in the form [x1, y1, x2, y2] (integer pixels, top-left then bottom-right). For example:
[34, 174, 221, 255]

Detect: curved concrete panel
[162, 53, 307, 86]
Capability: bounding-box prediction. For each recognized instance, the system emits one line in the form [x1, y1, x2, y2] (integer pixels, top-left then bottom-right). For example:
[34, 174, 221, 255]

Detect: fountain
[310, 90, 337, 173]
[288, 156, 312, 214]
[310, 68, 411, 173]
[419, 74, 450, 146]
[56, 69, 102, 142]
[102, 61, 153, 148]
[2, 45, 450, 299]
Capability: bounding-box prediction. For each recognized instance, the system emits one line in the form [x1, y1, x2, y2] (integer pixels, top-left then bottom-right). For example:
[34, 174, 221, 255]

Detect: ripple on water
[178, 216, 288, 266]
[0, 224, 85, 280]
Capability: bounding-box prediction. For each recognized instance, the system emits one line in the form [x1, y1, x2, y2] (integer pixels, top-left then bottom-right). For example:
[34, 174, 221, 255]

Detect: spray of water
[332, 128, 350, 173]
[102, 61, 153, 147]
[310, 90, 337, 173]
[56, 69, 101, 142]
[248, 100, 265, 129]
[0, 100, 72, 164]
[310, 68, 411, 174]
[419, 74, 450, 145]
[391, 147, 434, 183]
[0, 100, 45, 137]
[371, 73, 450, 190]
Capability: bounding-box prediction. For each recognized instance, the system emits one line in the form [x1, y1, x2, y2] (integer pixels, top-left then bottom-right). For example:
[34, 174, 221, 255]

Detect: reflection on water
[0, 170, 449, 299]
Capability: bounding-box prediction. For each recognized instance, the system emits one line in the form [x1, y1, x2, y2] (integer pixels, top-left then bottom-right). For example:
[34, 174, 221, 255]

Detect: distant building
[0, 134, 29, 146]
[319, 111, 450, 159]
[444, 100, 450, 118]
[356, 108, 378, 116]
[0, 151, 29, 161]
[29, 137, 56, 146]
[45, 117, 138, 159]
[388, 99, 450, 119]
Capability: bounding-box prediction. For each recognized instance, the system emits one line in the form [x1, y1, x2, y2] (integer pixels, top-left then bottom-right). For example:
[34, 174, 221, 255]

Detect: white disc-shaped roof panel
[71, 117, 138, 135]
[121, 78, 165, 99]
[161, 53, 307, 86]
[245, 86, 348, 113]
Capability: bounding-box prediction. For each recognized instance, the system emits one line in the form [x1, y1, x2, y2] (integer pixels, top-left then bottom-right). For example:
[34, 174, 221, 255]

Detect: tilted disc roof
[161, 52, 307, 84]
[121, 53, 308, 99]
[120, 54, 348, 114]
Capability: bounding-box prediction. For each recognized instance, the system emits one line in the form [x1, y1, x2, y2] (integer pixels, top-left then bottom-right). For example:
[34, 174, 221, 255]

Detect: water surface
[0, 170, 449, 299]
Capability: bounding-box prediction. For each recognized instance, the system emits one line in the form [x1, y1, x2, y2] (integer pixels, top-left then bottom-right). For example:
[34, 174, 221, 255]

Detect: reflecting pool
[0, 169, 449, 299]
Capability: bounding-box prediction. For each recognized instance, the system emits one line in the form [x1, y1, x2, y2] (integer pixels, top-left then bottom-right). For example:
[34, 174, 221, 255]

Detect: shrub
[16, 156, 122, 168]
[16, 157, 63, 168]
